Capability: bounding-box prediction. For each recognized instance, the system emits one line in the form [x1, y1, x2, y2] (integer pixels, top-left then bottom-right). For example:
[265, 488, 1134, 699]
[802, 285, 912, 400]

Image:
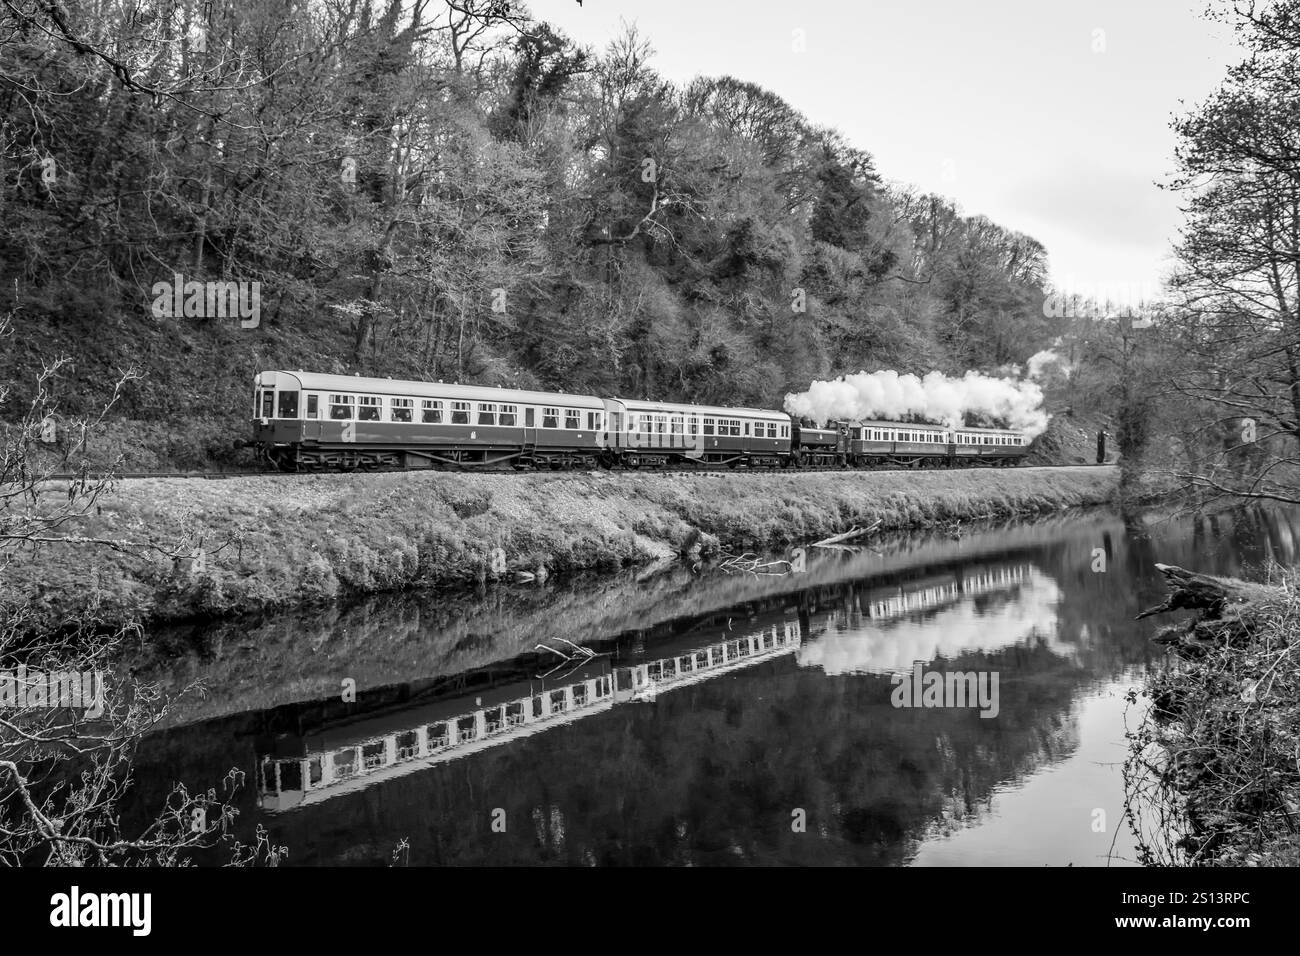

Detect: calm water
[118, 503, 1300, 866]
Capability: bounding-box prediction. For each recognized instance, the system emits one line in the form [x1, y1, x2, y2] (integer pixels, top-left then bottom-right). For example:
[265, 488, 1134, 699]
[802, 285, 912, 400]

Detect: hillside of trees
[0, 0, 1071, 468]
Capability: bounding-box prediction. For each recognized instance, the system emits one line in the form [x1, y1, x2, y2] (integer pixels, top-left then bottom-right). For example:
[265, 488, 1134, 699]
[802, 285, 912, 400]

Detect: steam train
[251, 370, 1031, 472]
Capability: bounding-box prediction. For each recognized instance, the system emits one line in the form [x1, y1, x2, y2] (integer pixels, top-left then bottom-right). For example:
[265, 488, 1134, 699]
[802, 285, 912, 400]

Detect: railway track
[29, 462, 1112, 481]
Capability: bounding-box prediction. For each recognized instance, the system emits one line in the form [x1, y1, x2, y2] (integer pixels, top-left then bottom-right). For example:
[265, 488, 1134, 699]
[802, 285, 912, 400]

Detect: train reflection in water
[257, 561, 1036, 813]
[258, 619, 805, 812]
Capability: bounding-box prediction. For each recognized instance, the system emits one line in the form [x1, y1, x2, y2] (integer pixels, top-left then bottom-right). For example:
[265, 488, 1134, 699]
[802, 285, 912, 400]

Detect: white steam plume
[1027, 348, 1069, 380]
[783, 369, 1050, 438]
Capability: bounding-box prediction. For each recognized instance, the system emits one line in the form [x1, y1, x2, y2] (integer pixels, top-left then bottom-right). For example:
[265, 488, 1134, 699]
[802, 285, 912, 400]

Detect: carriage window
[277, 391, 299, 418]
[390, 397, 413, 423]
[639, 415, 652, 434]
[451, 401, 471, 425]
[525, 407, 535, 427]
[422, 400, 443, 423]
[260, 391, 274, 418]
[307, 395, 319, 419]
[767, 423, 778, 438]
[565, 408, 580, 430]
[358, 396, 381, 421]
[329, 394, 354, 420]
[542, 407, 558, 428]
[731, 421, 743, 437]
[781, 425, 789, 438]
[743, 422, 750, 437]
[703, 418, 715, 436]
[671, 417, 683, 435]
[478, 403, 498, 426]
[500, 404, 518, 427]
[654, 415, 666, 434]
[588, 412, 597, 430]
[687, 417, 699, 435]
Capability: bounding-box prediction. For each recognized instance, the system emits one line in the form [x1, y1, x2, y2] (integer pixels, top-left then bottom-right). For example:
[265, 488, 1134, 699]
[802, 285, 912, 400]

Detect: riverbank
[1129, 565, 1300, 865]
[6, 465, 1121, 630]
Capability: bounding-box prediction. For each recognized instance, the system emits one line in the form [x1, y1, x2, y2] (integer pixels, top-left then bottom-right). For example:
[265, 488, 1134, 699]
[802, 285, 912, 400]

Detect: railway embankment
[8, 465, 1123, 630]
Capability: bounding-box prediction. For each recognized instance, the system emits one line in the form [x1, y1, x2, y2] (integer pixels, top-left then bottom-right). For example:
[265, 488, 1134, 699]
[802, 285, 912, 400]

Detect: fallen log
[1135, 564, 1284, 659]
[1135, 564, 1271, 620]
[811, 520, 881, 549]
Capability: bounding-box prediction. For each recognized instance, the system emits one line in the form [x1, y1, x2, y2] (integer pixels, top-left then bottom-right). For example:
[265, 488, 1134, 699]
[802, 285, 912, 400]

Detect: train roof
[255, 371, 604, 408]
[850, 419, 1025, 433]
[610, 397, 789, 420]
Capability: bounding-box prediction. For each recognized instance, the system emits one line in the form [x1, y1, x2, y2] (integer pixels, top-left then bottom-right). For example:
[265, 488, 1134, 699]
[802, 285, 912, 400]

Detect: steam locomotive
[251, 370, 1030, 472]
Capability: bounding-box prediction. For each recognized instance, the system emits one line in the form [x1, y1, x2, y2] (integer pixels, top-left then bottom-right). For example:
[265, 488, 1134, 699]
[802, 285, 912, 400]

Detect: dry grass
[2, 465, 1119, 630]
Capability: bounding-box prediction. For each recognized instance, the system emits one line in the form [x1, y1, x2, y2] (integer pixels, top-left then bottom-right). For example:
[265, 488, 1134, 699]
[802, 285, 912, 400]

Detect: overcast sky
[532, 0, 1243, 306]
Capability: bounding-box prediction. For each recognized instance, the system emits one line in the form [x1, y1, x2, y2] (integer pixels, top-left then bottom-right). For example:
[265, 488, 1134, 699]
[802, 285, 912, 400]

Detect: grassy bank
[5, 465, 1119, 630]
[1128, 567, 1300, 865]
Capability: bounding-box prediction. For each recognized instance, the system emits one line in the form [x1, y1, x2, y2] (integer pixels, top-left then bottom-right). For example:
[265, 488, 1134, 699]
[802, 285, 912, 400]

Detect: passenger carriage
[848, 421, 1028, 468]
[596, 397, 790, 468]
[946, 426, 1028, 467]
[252, 371, 607, 470]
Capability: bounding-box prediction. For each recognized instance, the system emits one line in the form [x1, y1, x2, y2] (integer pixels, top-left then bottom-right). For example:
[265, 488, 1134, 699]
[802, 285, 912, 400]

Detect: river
[116, 502, 1300, 866]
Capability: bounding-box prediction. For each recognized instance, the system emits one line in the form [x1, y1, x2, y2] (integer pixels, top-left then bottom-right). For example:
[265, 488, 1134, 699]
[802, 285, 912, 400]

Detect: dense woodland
[0, 0, 1070, 466]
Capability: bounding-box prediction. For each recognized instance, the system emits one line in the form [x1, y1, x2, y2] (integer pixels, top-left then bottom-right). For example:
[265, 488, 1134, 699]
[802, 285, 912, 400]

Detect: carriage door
[523, 407, 537, 450]
[304, 394, 322, 440]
